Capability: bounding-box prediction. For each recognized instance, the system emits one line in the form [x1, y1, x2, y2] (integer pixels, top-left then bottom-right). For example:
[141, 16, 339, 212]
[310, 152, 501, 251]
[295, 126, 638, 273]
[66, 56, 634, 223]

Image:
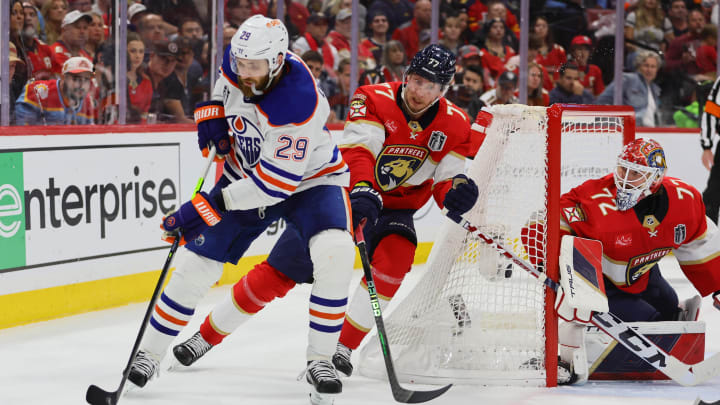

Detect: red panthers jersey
[50, 41, 91, 75]
[340, 81, 475, 210]
[560, 174, 720, 296]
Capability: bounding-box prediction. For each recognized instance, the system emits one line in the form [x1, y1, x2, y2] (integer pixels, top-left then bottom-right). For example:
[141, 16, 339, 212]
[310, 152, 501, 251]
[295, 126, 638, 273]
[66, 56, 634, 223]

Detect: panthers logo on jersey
[228, 115, 264, 167]
[375, 145, 429, 191]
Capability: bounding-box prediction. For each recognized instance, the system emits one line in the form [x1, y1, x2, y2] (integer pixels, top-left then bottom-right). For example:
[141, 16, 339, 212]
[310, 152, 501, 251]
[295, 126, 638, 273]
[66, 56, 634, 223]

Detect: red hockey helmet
[614, 138, 667, 211]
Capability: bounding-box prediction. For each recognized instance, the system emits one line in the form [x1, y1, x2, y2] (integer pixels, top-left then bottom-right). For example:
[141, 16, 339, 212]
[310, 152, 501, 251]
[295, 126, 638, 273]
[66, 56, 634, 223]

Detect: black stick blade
[86, 384, 118, 405]
[393, 383, 453, 403]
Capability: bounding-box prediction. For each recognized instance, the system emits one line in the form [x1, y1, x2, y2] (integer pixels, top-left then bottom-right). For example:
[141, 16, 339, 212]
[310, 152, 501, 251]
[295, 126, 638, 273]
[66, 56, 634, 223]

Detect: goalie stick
[86, 146, 217, 405]
[443, 210, 720, 387]
[355, 219, 453, 403]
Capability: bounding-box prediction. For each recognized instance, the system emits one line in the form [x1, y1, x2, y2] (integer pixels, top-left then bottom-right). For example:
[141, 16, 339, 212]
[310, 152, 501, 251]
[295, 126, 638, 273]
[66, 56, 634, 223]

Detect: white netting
[357, 104, 631, 386]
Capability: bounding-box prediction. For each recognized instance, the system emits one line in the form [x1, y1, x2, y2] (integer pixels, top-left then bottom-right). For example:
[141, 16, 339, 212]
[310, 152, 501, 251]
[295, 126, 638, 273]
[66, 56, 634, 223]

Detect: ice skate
[173, 331, 214, 366]
[304, 360, 342, 405]
[331, 342, 353, 377]
[128, 350, 160, 388]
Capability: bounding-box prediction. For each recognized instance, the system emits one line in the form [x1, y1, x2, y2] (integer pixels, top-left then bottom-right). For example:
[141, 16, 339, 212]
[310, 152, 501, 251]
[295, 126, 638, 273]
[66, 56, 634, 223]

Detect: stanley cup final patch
[674, 224, 686, 244]
[428, 131, 447, 151]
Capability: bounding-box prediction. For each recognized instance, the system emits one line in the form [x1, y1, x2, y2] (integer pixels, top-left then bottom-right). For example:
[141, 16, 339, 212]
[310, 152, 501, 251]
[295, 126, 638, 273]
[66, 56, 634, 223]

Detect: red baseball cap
[571, 35, 593, 48]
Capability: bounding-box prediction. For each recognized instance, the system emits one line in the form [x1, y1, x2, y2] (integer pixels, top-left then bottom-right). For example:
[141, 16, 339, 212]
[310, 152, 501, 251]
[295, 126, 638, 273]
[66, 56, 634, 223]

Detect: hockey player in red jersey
[169, 45, 488, 383]
[555, 138, 720, 322]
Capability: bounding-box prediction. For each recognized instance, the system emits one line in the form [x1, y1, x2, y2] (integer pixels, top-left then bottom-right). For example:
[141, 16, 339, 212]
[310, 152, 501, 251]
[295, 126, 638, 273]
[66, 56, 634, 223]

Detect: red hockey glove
[162, 191, 223, 245]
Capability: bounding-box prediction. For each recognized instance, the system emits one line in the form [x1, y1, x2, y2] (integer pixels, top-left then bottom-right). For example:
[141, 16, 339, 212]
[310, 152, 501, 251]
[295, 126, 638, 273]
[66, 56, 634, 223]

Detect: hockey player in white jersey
[125, 15, 355, 402]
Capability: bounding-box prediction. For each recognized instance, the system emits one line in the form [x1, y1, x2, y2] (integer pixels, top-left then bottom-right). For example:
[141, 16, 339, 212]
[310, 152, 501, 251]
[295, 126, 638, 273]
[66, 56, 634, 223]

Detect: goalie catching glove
[195, 100, 232, 162]
[162, 191, 225, 245]
[443, 174, 479, 215]
[349, 181, 383, 230]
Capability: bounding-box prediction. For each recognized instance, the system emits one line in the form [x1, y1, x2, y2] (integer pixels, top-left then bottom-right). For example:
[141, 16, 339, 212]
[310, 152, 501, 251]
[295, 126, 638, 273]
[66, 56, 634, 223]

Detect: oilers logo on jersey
[228, 115, 263, 166]
[375, 145, 428, 191]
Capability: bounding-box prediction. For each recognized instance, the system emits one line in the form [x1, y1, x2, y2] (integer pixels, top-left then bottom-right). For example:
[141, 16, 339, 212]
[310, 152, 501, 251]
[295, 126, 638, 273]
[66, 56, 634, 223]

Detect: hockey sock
[339, 234, 415, 350]
[307, 229, 355, 360]
[142, 250, 223, 358]
[200, 261, 296, 345]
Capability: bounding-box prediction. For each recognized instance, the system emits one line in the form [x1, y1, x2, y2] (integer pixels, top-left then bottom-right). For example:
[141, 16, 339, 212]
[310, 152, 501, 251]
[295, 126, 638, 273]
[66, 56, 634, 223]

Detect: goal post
[356, 104, 636, 387]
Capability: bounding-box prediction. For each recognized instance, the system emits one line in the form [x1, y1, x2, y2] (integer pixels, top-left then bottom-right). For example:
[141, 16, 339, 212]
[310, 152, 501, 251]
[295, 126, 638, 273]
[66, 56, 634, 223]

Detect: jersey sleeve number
[275, 135, 309, 161]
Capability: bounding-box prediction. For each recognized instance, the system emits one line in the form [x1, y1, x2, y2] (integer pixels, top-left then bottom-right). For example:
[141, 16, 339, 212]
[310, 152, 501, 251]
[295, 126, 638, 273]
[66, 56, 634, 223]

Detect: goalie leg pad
[142, 249, 223, 358]
[559, 321, 589, 385]
[308, 229, 355, 360]
[200, 261, 296, 345]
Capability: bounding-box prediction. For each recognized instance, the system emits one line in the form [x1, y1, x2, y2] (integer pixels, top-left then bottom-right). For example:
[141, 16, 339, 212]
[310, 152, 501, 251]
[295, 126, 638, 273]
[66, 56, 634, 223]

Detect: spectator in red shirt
[532, 15, 566, 77]
[392, 0, 431, 62]
[328, 8, 352, 55]
[695, 23, 717, 78]
[566, 35, 605, 96]
[292, 12, 339, 73]
[50, 10, 92, 76]
[126, 32, 153, 124]
[359, 10, 390, 66]
[478, 18, 516, 85]
[665, 8, 705, 75]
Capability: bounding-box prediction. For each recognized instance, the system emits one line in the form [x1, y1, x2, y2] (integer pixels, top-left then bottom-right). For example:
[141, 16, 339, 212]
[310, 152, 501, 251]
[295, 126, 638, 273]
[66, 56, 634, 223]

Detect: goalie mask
[614, 138, 666, 211]
[230, 15, 288, 92]
[401, 44, 456, 115]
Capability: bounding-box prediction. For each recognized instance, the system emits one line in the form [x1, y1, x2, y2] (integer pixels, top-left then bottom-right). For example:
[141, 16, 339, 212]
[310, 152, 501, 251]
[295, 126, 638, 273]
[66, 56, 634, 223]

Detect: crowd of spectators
[4, 0, 720, 127]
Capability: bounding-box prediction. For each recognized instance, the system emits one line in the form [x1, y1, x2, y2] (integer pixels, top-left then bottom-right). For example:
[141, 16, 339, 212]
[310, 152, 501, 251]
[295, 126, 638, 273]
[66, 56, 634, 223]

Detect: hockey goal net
[357, 104, 635, 387]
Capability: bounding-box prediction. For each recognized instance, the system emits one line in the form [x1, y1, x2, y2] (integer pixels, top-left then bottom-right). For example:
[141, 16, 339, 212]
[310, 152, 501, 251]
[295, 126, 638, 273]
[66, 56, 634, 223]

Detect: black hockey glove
[349, 181, 383, 231]
[713, 291, 720, 312]
[443, 174, 478, 215]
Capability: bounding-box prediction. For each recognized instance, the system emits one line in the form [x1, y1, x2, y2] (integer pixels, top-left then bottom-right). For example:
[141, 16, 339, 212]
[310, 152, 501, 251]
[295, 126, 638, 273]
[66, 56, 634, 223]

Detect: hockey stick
[355, 219, 453, 403]
[86, 146, 217, 405]
[443, 209, 720, 387]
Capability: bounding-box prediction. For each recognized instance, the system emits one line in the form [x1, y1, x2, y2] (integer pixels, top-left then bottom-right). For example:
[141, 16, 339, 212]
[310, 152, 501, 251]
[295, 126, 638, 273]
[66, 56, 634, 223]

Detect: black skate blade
[86, 384, 119, 405]
[393, 383, 453, 404]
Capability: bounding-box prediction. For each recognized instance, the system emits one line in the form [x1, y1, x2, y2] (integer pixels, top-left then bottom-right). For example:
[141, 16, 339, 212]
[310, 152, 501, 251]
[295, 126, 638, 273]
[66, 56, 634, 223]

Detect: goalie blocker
[557, 236, 707, 384]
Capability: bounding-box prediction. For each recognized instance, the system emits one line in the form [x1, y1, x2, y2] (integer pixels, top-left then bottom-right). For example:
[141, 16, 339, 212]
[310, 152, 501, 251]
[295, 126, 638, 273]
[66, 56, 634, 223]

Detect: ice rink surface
[2, 261, 719, 405]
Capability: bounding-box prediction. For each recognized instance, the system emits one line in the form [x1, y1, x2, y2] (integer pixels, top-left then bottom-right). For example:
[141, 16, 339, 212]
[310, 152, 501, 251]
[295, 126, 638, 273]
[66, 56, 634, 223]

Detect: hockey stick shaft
[86, 147, 217, 405]
[355, 219, 452, 403]
[443, 209, 720, 387]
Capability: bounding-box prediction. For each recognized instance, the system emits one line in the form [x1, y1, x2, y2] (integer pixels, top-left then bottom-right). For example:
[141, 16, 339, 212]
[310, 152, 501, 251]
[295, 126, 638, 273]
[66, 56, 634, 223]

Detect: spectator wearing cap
[457, 45, 492, 91]
[565, 35, 604, 96]
[126, 32, 153, 124]
[156, 37, 196, 123]
[127, 2, 148, 29]
[15, 56, 96, 125]
[328, 9, 353, 56]
[392, 0, 431, 62]
[147, 40, 178, 122]
[50, 9, 92, 76]
[41, 0, 68, 45]
[480, 70, 519, 106]
[532, 16, 566, 78]
[478, 18, 516, 85]
[360, 11, 390, 66]
[550, 62, 595, 106]
[367, 0, 413, 35]
[292, 12, 339, 73]
[226, 0, 252, 29]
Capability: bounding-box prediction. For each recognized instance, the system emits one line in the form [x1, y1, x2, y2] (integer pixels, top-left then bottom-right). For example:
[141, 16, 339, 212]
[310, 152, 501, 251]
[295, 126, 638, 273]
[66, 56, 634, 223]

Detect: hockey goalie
[523, 138, 720, 384]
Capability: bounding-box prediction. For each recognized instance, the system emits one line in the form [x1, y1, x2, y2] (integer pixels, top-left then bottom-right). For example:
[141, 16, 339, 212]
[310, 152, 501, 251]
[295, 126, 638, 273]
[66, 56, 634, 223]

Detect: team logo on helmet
[375, 145, 429, 191]
[620, 139, 666, 168]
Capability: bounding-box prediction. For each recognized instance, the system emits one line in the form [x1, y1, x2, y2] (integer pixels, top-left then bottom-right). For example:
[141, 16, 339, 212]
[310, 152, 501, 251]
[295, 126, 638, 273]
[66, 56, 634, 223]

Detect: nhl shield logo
[674, 224, 686, 244]
[428, 131, 447, 152]
[375, 145, 429, 191]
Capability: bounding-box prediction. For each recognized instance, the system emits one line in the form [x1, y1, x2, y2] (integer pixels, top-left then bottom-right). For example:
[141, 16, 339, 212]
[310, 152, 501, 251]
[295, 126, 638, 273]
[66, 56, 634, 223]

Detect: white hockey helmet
[230, 15, 289, 82]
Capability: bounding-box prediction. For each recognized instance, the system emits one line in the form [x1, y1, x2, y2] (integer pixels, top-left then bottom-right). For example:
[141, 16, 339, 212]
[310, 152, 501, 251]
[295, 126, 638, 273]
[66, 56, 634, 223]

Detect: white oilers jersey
[213, 49, 349, 210]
